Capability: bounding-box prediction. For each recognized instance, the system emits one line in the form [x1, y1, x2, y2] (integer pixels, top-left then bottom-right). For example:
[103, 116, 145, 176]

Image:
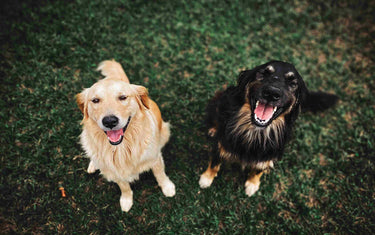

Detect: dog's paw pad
[161, 181, 176, 197]
[120, 196, 133, 212]
[87, 161, 97, 174]
[199, 174, 214, 188]
[245, 181, 260, 197]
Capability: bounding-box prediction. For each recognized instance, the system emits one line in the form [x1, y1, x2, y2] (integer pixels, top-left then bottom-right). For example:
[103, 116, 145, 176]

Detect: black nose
[102, 115, 119, 129]
[262, 86, 282, 101]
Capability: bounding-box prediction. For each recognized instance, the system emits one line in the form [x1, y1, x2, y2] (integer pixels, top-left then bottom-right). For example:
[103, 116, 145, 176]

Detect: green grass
[1, 0, 374, 233]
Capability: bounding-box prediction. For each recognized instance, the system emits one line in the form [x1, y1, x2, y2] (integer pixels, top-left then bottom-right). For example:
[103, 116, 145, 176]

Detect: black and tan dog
[199, 61, 338, 196]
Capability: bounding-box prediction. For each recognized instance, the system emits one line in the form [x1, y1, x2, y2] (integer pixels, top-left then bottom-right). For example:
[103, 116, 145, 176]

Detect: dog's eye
[92, 98, 100, 103]
[119, 95, 127, 101]
[290, 80, 298, 88]
[256, 72, 263, 80]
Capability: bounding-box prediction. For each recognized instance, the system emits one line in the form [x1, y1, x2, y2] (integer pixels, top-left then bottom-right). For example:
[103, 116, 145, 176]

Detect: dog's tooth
[256, 101, 259, 108]
[273, 107, 277, 112]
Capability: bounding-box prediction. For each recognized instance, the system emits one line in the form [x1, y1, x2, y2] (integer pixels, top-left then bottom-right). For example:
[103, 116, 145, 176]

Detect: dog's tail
[97, 60, 130, 83]
[301, 91, 338, 113]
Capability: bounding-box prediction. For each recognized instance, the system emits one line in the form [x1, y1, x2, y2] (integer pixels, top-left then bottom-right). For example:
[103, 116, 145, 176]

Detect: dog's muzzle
[103, 116, 131, 145]
[252, 86, 284, 127]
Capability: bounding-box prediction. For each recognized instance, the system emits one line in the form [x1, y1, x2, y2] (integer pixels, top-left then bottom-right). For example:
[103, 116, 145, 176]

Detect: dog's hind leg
[199, 152, 221, 188]
[87, 160, 98, 174]
[118, 181, 133, 212]
[152, 155, 176, 197]
[244, 169, 264, 197]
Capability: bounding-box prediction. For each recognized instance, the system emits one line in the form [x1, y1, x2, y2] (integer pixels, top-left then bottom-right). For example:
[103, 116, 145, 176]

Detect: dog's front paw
[244, 181, 260, 197]
[87, 161, 97, 174]
[161, 180, 176, 197]
[120, 196, 133, 212]
[199, 173, 214, 188]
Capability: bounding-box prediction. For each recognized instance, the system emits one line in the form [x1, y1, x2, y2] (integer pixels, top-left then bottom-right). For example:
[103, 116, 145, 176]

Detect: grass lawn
[1, 0, 374, 233]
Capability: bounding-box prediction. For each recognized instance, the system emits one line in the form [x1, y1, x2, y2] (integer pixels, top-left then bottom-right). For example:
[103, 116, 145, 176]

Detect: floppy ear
[296, 73, 308, 108]
[76, 89, 89, 121]
[237, 63, 269, 92]
[133, 85, 150, 109]
[286, 73, 308, 124]
[237, 69, 256, 91]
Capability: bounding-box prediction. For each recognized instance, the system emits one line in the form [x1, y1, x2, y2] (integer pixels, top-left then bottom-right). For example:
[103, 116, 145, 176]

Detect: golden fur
[77, 60, 175, 212]
[97, 59, 130, 83]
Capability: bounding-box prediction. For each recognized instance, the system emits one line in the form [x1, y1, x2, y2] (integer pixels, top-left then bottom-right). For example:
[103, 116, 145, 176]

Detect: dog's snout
[102, 115, 119, 129]
[262, 86, 282, 101]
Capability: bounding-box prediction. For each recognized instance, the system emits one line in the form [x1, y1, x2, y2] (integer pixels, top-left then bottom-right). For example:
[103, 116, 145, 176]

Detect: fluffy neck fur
[228, 103, 286, 150]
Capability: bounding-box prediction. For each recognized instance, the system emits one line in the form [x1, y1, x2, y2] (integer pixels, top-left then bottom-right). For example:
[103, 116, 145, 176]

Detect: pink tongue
[254, 102, 274, 121]
[106, 129, 124, 142]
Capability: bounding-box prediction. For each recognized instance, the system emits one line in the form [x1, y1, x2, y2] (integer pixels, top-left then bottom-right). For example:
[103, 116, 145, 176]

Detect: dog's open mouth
[253, 101, 279, 127]
[104, 117, 131, 145]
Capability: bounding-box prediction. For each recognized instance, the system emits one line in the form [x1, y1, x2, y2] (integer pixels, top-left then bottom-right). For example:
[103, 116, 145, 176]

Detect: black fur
[302, 91, 339, 113]
[206, 61, 338, 170]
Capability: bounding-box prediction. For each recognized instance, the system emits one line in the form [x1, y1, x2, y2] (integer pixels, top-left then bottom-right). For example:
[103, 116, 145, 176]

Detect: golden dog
[76, 60, 175, 212]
